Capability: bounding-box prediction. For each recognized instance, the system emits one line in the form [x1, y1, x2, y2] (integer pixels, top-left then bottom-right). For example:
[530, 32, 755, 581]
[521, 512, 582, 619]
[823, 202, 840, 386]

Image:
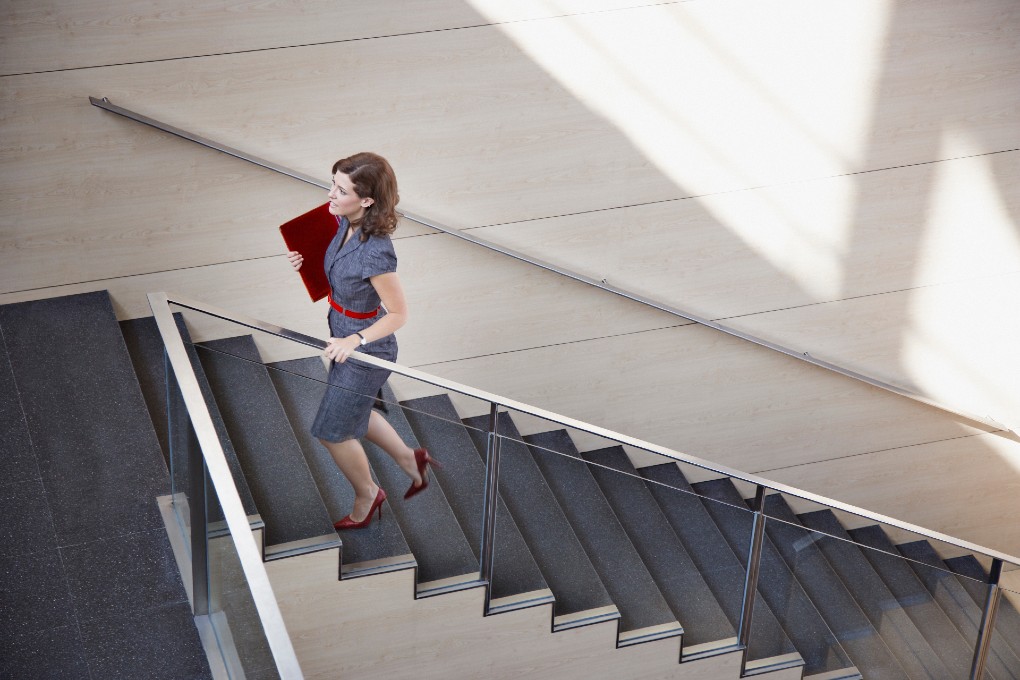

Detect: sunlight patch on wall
[466, 0, 891, 299]
[916, 129, 1020, 285]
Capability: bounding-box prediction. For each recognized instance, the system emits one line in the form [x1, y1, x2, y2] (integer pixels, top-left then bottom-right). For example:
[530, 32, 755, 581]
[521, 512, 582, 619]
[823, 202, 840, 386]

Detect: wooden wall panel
[0, 0, 651, 75]
[764, 433, 1020, 561]
[475, 152, 1020, 320]
[723, 272, 1020, 427]
[397, 322, 995, 474]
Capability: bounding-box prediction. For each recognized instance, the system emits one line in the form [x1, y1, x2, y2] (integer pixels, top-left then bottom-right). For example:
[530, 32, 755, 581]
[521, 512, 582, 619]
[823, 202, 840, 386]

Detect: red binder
[280, 203, 340, 302]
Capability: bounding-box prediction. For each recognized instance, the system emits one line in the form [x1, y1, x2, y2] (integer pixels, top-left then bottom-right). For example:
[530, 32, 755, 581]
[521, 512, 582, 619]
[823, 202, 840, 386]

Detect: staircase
[2, 290, 1018, 679]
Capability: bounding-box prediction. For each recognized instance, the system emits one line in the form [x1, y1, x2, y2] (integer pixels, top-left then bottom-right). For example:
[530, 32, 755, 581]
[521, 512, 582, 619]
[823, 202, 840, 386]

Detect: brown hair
[332, 152, 399, 241]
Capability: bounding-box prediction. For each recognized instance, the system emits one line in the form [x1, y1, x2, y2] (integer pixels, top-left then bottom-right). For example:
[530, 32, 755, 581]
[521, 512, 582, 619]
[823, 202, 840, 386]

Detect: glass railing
[152, 292, 1019, 679]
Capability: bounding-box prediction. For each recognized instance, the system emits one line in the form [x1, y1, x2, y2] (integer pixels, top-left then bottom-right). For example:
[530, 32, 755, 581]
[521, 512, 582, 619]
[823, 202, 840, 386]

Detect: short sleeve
[362, 237, 398, 279]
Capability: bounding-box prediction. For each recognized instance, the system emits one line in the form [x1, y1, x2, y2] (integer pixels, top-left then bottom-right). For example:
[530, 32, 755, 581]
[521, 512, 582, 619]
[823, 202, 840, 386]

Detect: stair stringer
[263, 547, 805, 680]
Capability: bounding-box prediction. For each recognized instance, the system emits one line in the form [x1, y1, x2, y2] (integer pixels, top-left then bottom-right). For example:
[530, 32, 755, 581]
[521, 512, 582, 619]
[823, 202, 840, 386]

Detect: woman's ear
[361, 197, 375, 208]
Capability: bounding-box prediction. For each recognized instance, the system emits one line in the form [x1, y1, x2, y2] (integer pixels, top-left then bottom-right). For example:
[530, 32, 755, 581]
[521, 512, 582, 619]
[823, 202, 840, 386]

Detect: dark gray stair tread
[196, 335, 334, 549]
[268, 357, 412, 571]
[945, 555, 1020, 659]
[897, 539, 1020, 679]
[639, 463, 797, 664]
[756, 496, 912, 679]
[365, 383, 478, 585]
[0, 335, 38, 484]
[163, 315, 259, 520]
[400, 393, 548, 602]
[798, 510, 952, 679]
[849, 524, 1006, 680]
[525, 430, 678, 637]
[119, 316, 172, 469]
[583, 446, 751, 649]
[0, 292, 168, 543]
[463, 413, 614, 620]
[693, 478, 854, 677]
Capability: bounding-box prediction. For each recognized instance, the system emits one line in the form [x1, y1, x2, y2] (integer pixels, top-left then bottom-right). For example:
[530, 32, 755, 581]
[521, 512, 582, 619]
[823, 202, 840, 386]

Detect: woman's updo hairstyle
[333, 152, 399, 241]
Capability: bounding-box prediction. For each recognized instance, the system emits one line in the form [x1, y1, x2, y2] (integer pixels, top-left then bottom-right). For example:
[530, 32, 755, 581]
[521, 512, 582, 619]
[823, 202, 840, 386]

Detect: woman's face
[327, 171, 373, 221]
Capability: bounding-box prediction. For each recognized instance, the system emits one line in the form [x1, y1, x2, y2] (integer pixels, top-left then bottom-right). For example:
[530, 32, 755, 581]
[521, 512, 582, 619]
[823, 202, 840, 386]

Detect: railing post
[970, 559, 1004, 680]
[479, 402, 503, 613]
[187, 419, 210, 616]
[739, 485, 768, 670]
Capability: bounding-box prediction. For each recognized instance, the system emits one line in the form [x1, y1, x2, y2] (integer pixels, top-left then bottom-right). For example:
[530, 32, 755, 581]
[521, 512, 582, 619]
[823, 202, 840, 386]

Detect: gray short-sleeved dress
[310, 217, 399, 443]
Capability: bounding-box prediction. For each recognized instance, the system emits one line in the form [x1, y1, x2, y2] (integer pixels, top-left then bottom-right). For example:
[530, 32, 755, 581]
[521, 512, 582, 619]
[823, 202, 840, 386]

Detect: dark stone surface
[944, 554, 1020, 660]
[362, 384, 477, 584]
[798, 509, 949, 679]
[196, 336, 334, 548]
[463, 412, 613, 619]
[897, 539, 1020, 678]
[0, 624, 91, 680]
[640, 462, 796, 662]
[79, 601, 213, 680]
[0, 291, 168, 544]
[0, 478, 57, 558]
[0, 334, 39, 485]
[120, 316, 171, 469]
[401, 393, 547, 601]
[694, 478, 853, 677]
[268, 358, 411, 569]
[0, 548, 75, 636]
[757, 496, 909, 679]
[525, 430, 676, 635]
[582, 446, 735, 647]
[847, 524, 979, 678]
[61, 529, 188, 621]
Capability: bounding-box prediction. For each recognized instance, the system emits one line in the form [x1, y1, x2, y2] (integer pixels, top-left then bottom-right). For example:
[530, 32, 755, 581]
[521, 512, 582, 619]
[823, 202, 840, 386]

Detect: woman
[287, 152, 436, 530]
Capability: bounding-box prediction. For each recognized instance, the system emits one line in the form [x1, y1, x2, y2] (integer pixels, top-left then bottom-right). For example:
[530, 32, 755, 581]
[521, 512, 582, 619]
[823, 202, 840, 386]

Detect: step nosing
[553, 605, 620, 631]
[616, 621, 684, 647]
[341, 553, 417, 578]
[416, 573, 486, 598]
[487, 588, 556, 614]
[264, 533, 342, 560]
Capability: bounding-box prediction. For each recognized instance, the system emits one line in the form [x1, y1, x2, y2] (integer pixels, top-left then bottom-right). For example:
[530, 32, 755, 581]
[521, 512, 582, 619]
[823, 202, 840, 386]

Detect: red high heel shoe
[404, 448, 441, 500]
[334, 487, 386, 530]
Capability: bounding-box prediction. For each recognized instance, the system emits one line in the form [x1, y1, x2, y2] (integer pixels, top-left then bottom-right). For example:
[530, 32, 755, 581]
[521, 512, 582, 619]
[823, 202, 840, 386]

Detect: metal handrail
[150, 293, 304, 679]
[89, 94, 1010, 435]
[160, 291, 1020, 569]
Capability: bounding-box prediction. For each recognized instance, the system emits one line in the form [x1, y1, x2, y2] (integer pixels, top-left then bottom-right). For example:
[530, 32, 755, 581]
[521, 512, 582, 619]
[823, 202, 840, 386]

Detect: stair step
[0, 292, 169, 543]
[462, 413, 616, 624]
[639, 463, 800, 667]
[798, 509, 951, 679]
[267, 357, 414, 576]
[693, 478, 855, 678]
[757, 495, 915, 679]
[944, 554, 1020, 661]
[846, 524, 984, 678]
[400, 393, 548, 607]
[124, 315, 259, 521]
[525, 430, 681, 642]
[897, 539, 1020, 679]
[368, 384, 478, 587]
[196, 336, 335, 551]
[582, 446, 754, 653]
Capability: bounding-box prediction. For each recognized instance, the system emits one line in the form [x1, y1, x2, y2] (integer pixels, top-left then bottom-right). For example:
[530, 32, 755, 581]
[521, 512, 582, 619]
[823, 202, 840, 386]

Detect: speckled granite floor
[0, 292, 212, 680]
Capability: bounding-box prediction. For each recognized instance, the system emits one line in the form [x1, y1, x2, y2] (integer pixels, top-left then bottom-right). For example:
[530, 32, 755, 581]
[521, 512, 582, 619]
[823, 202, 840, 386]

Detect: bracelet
[355, 332, 367, 345]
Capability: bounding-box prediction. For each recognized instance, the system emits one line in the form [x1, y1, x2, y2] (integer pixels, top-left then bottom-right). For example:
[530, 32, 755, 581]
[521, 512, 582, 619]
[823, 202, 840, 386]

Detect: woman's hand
[325, 335, 361, 363]
[287, 250, 304, 271]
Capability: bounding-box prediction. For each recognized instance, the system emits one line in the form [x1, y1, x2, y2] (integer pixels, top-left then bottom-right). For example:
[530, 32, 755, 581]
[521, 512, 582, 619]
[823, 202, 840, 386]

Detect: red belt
[327, 292, 380, 319]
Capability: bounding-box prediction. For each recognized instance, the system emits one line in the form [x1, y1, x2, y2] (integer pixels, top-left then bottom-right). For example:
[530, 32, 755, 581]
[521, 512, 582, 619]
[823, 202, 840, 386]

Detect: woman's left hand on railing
[325, 336, 361, 363]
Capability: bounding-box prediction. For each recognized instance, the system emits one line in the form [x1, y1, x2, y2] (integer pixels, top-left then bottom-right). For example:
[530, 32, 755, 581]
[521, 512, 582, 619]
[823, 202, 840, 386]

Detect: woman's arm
[324, 272, 408, 363]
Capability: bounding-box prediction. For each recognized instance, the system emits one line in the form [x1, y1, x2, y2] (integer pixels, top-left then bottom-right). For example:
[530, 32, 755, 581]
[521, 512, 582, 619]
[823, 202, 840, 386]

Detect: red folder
[280, 203, 340, 302]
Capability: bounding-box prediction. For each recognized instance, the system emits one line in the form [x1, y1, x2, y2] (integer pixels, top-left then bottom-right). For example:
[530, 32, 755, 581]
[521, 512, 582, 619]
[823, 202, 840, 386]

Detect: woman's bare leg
[365, 410, 422, 488]
[319, 438, 379, 522]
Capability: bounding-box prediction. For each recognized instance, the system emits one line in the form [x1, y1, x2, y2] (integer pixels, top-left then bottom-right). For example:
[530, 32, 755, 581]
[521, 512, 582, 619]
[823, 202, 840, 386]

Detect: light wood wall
[3, 0, 1018, 579]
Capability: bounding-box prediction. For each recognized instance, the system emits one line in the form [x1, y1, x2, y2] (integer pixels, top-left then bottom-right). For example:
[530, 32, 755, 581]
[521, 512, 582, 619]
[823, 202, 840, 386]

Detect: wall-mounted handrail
[90, 95, 1010, 436]
[158, 291, 1020, 569]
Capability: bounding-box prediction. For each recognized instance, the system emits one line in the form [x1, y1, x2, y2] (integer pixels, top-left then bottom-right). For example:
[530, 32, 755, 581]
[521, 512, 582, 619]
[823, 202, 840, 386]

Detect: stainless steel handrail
[89, 94, 1011, 434]
[160, 291, 1020, 569]
[149, 293, 304, 679]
